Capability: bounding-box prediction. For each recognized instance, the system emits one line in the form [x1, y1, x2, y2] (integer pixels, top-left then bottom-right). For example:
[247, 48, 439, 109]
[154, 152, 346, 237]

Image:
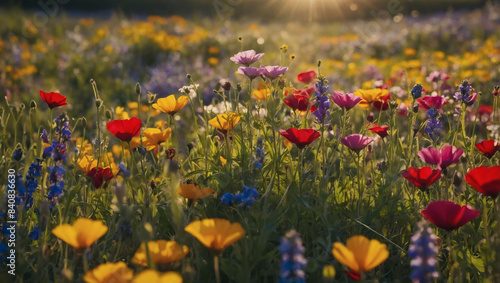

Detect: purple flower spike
[230, 50, 264, 66]
[331, 91, 363, 111]
[260, 65, 288, 80]
[341, 134, 374, 154]
[238, 66, 263, 80]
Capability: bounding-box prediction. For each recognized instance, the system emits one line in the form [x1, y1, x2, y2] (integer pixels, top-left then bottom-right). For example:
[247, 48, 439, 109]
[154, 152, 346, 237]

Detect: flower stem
[214, 254, 221, 283]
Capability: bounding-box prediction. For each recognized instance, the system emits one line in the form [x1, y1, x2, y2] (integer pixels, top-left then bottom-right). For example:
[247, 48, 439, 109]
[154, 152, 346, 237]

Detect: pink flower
[418, 145, 463, 169]
[238, 66, 263, 80]
[230, 50, 264, 65]
[331, 91, 362, 111]
[421, 200, 480, 230]
[418, 96, 447, 111]
[341, 134, 374, 154]
[260, 65, 288, 80]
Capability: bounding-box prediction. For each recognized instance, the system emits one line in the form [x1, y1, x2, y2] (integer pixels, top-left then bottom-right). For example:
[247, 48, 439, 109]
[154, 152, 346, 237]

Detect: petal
[332, 242, 359, 272]
[52, 224, 79, 248]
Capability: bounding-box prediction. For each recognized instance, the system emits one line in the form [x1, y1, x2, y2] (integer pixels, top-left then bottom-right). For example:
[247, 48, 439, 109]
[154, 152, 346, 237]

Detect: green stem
[214, 254, 221, 283]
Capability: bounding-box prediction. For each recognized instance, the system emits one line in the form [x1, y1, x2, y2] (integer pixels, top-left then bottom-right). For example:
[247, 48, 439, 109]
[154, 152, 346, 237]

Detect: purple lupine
[409, 221, 439, 282]
[312, 75, 331, 123]
[425, 108, 441, 139]
[260, 65, 288, 80]
[230, 50, 264, 66]
[454, 80, 477, 107]
[279, 230, 307, 283]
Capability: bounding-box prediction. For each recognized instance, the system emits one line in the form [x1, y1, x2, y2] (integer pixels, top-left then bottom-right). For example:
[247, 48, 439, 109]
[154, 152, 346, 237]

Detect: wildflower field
[1, 3, 500, 282]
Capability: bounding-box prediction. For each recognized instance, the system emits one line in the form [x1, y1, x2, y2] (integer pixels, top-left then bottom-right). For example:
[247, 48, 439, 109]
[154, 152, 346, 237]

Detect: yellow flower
[131, 240, 189, 266]
[154, 120, 167, 130]
[115, 107, 130, 120]
[178, 184, 215, 200]
[184, 218, 245, 251]
[76, 137, 93, 157]
[208, 113, 240, 131]
[354, 88, 389, 110]
[208, 57, 219, 66]
[142, 128, 172, 152]
[132, 270, 182, 283]
[220, 156, 227, 166]
[332, 235, 388, 274]
[404, 48, 416, 56]
[112, 144, 130, 158]
[52, 218, 108, 249]
[152, 95, 188, 115]
[130, 136, 142, 150]
[252, 82, 271, 100]
[83, 262, 133, 283]
[208, 46, 220, 54]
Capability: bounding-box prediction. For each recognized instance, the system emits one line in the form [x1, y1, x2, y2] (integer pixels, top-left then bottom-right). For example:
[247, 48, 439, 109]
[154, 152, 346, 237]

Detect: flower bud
[148, 92, 156, 104]
[135, 83, 141, 95]
[413, 103, 420, 113]
[105, 110, 112, 120]
[95, 99, 102, 108]
[236, 83, 242, 92]
[30, 100, 37, 109]
[222, 82, 231, 91]
[367, 112, 374, 122]
[82, 117, 87, 128]
[186, 74, 192, 80]
[237, 36, 243, 42]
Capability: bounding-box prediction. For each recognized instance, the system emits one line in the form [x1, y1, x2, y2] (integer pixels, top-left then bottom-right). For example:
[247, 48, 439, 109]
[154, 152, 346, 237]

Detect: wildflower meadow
[1, 1, 500, 282]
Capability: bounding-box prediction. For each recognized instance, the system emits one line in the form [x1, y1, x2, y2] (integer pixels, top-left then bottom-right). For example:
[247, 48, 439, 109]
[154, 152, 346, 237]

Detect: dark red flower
[401, 167, 441, 191]
[368, 125, 389, 138]
[417, 96, 447, 111]
[106, 117, 142, 142]
[373, 93, 391, 111]
[465, 166, 500, 198]
[475, 140, 499, 159]
[297, 70, 317, 84]
[478, 105, 493, 116]
[39, 90, 68, 109]
[284, 93, 310, 111]
[421, 200, 481, 230]
[86, 167, 114, 189]
[280, 128, 320, 149]
[344, 270, 361, 281]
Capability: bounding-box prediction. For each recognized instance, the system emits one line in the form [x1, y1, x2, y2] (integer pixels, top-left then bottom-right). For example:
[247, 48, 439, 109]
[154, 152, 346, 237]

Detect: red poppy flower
[465, 166, 500, 198]
[86, 167, 114, 189]
[401, 167, 441, 191]
[297, 70, 317, 84]
[39, 90, 68, 109]
[284, 94, 310, 111]
[280, 128, 320, 149]
[421, 200, 481, 230]
[373, 93, 391, 111]
[106, 117, 142, 142]
[368, 125, 389, 138]
[478, 105, 493, 116]
[475, 140, 499, 159]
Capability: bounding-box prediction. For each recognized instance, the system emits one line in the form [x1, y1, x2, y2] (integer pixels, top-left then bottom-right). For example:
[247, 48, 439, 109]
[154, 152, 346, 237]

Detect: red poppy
[86, 167, 114, 189]
[297, 70, 317, 84]
[284, 94, 310, 111]
[280, 128, 320, 149]
[106, 117, 142, 142]
[465, 166, 500, 198]
[478, 105, 493, 116]
[39, 90, 68, 109]
[421, 200, 481, 230]
[368, 125, 389, 138]
[401, 167, 441, 191]
[373, 93, 391, 111]
[475, 140, 499, 159]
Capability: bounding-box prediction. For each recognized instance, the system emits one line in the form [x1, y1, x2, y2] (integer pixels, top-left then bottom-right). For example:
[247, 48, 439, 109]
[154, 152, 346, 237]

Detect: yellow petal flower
[132, 270, 182, 283]
[152, 95, 188, 115]
[131, 240, 189, 266]
[178, 184, 215, 200]
[116, 106, 130, 120]
[208, 113, 240, 131]
[354, 89, 389, 110]
[142, 128, 172, 151]
[52, 218, 108, 249]
[220, 156, 227, 166]
[185, 218, 245, 251]
[332, 235, 388, 273]
[83, 262, 133, 283]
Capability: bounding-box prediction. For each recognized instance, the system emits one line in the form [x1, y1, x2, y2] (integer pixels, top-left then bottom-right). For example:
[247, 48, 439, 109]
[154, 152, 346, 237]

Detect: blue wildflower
[279, 230, 307, 283]
[220, 193, 234, 205]
[118, 163, 131, 177]
[13, 148, 23, 161]
[411, 84, 424, 99]
[40, 129, 49, 143]
[29, 226, 42, 240]
[234, 185, 258, 206]
[409, 221, 439, 282]
[425, 108, 441, 139]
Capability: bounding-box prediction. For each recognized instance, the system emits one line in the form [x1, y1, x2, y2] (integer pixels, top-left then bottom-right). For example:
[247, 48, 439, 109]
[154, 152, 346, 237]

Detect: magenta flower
[341, 134, 374, 154]
[418, 96, 447, 111]
[230, 50, 264, 66]
[238, 66, 263, 80]
[418, 145, 463, 169]
[260, 65, 288, 80]
[331, 91, 362, 111]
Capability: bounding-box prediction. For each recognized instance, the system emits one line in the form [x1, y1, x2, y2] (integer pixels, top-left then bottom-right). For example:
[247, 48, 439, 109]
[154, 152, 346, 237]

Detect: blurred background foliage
[1, 0, 490, 22]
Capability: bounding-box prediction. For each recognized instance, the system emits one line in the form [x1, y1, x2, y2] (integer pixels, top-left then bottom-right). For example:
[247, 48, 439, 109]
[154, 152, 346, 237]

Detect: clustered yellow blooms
[127, 102, 161, 117]
[252, 82, 272, 100]
[208, 113, 240, 131]
[131, 240, 189, 267]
